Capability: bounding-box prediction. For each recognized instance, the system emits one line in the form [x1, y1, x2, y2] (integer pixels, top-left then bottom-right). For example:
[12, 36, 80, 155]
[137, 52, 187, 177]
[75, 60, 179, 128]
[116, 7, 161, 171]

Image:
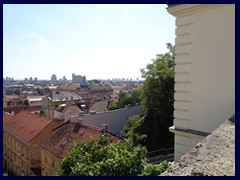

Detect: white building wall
[190, 5, 235, 133]
[168, 4, 235, 160]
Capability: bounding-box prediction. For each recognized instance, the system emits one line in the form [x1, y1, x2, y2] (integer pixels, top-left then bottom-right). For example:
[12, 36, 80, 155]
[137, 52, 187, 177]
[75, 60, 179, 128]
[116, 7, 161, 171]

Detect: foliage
[108, 102, 119, 111]
[122, 43, 175, 151]
[55, 135, 170, 176]
[140, 43, 175, 114]
[120, 115, 146, 146]
[118, 88, 141, 108]
[140, 43, 175, 150]
[108, 88, 141, 110]
[141, 161, 170, 176]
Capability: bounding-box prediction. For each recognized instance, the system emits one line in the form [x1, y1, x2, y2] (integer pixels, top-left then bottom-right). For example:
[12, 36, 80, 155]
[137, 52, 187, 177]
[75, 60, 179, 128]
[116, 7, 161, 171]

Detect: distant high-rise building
[51, 74, 57, 83]
[63, 76, 67, 82]
[24, 78, 28, 82]
[34, 77, 38, 82]
[72, 73, 88, 87]
[29, 77, 33, 82]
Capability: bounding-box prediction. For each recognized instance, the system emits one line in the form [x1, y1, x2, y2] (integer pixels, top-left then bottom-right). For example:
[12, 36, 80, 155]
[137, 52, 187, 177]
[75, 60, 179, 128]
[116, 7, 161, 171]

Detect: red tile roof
[40, 121, 123, 159]
[3, 106, 41, 116]
[4, 110, 52, 142]
[3, 111, 14, 126]
[55, 101, 79, 113]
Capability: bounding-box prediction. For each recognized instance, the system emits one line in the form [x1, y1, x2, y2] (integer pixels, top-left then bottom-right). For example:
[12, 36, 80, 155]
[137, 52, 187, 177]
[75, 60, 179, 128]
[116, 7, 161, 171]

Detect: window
[51, 158, 55, 168]
[14, 141, 16, 151]
[21, 159, 24, 169]
[45, 153, 47, 163]
[21, 145, 24, 156]
[14, 154, 17, 164]
[17, 156, 20, 166]
[18, 143, 21, 153]
[25, 163, 28, 172]
[26, 149, 29, 160]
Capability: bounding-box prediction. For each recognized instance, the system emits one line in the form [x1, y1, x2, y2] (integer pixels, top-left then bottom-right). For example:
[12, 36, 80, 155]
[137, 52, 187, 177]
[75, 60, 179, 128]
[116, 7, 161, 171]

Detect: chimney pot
[102, 124, 108, 133]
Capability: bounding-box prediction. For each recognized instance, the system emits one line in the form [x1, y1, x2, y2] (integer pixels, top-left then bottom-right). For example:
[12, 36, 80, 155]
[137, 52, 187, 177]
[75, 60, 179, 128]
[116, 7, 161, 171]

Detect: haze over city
[3, 4, 175, 80]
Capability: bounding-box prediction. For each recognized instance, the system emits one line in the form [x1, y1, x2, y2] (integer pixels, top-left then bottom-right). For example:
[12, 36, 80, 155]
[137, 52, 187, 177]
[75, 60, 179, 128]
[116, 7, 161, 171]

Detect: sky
[3, 4, 175, 81]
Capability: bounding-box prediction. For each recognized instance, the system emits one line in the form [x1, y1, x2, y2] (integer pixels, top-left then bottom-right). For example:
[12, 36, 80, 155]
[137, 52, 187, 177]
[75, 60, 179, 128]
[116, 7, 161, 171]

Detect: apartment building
[3, 110, 62, 176]
[39, 121, 122, 176]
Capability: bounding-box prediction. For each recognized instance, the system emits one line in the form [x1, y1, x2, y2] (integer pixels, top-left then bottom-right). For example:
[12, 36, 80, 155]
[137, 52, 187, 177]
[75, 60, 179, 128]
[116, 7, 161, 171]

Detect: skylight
[62, 139, 68, 146]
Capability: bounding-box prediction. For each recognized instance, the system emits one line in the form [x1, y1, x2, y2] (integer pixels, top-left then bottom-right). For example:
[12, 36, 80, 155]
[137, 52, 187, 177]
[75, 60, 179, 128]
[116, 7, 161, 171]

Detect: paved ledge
[171, 126, 210, 137]
[161, 118, 235, 176]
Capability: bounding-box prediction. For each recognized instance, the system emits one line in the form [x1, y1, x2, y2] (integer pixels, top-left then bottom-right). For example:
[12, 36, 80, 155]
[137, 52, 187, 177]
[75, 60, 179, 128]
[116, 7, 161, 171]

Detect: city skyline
[3, 4, 175, 80]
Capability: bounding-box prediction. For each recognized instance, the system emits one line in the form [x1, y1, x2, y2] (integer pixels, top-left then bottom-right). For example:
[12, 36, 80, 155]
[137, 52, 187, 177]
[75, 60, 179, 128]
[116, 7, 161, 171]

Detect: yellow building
[3, 110, 62, 176]
[40, 121, 122, 176]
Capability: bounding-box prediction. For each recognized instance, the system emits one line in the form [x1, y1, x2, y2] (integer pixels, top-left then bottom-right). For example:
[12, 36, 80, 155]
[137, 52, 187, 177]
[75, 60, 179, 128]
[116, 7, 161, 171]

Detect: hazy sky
[3, 4, 175, 80]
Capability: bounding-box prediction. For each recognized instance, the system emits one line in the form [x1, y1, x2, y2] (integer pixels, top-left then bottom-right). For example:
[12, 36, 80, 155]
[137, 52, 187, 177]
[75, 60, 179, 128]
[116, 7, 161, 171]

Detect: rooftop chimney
[11, 111, 14, 116]
[102, 124, 108, 133]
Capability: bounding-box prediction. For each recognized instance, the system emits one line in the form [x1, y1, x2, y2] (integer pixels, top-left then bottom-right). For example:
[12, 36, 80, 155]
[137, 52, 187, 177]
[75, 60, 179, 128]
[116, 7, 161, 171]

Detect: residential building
[88, 100, 108, 113]
[71, 105, 142, 136]
[53, 101, 81, 122]
[60, 83, 80, 91]
[41, 91, 83, 120]
[3, 112, 14, 171]
[3, 110, 62, 176]
[43, 86, 60, 96]
[39, 121, 123, 176]
[167, 4, 235, 160]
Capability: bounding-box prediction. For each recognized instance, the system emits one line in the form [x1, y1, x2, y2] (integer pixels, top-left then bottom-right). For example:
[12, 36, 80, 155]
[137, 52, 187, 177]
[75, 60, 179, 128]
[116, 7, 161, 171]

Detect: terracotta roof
[3, 106, 41, 115]
[89, 84, 113, 91]
[61, 83, 80, 91]
[3, 111, 14, 126]
[55, 101, 80, 113]
[40, 121, 123, 159]
[4, 110, 52, 142]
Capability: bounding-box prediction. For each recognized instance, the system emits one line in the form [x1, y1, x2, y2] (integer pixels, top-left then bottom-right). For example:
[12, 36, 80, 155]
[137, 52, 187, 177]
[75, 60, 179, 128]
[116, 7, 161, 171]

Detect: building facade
[41, 91, 83, 120]
[3, 110, 62, 176]
[54, 101, 81, 122]
[167, 4, 235, 160]
[40, 121, 122, 176]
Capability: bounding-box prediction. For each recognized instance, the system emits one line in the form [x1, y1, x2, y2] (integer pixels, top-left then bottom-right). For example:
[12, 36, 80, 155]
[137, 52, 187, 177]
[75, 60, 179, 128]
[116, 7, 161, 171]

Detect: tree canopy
[108, 88, 141, 110]
[122, 43, 175, 151]
[55, 134, 170, 176]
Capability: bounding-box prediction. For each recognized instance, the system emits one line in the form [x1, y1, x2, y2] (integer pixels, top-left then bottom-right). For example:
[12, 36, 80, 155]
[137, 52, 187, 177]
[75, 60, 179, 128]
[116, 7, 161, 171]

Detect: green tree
[120, 115, 146, 146]
[122, 43, 175, 151]
[55, 135, 170, 176]
[140, 43, 175, 150]
[118, 89, 141, 108]
[108, 102, 119, 110]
